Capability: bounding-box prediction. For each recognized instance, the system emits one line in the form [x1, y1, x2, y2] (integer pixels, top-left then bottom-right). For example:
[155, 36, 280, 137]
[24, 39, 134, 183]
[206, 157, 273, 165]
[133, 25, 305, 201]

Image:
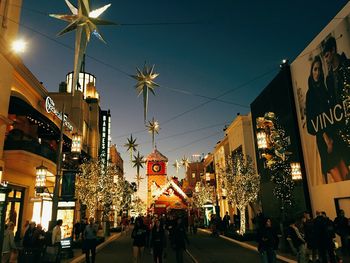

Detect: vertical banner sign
[61, 171, 76, 200]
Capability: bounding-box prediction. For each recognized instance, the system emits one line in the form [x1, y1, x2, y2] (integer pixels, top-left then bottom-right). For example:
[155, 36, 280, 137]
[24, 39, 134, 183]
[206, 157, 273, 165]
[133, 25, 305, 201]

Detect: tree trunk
[238, 205, 246, 235]
[103, 220, 110, 237]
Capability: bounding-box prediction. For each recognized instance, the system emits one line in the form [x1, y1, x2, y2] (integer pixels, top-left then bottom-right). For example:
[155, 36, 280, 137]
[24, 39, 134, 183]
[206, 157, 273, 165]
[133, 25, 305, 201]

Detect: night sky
[17, 0, 348, 198]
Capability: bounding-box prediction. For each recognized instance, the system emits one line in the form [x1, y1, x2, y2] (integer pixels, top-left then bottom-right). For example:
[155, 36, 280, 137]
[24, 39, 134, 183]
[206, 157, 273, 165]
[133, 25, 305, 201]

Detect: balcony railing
[4, 131, 57, 163]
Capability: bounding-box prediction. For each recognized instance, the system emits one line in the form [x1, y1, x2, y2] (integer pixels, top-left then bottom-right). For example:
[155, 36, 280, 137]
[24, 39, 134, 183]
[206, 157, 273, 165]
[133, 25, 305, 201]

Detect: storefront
[5, 185, 25, 239]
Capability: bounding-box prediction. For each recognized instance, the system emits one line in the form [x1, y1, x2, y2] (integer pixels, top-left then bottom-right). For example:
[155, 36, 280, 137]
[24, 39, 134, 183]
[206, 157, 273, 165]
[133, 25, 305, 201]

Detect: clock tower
[146, 148, 168, 208]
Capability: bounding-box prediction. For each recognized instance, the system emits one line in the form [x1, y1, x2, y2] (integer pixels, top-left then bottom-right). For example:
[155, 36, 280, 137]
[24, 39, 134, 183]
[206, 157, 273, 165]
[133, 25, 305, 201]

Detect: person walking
[52, 219, 63, 263]
[302, 212, 318, 262]
[32, 224, 46, 262]
[257, 218, 279, 263]
[150, 219, 166, 263]
[2, 222, 17, 263]
[334, 209, 349, 256]
[132, 217, 147, 263]
[287, 218, 307, 263]
[223, 212, 230, 233]
[172, 217, 189, 263]
[83, 217, 98, 263]
[313, 211, 336, 263]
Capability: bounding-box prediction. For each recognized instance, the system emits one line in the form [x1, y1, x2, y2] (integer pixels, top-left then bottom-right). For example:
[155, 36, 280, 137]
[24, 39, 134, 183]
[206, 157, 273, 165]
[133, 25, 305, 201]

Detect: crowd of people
[1, 219, 62, 263]
[286, 210, 349, 263]
[129, 213, 192, 263]
[254, 210, 349, 263]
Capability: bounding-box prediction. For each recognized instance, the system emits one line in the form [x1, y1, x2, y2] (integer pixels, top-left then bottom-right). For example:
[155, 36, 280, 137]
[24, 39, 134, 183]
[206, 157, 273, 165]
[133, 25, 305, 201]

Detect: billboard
[291, 3, 350, 217]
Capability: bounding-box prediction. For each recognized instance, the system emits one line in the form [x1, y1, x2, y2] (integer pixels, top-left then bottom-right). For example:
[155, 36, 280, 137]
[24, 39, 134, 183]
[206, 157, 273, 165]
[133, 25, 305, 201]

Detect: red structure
[146, 148, 188, 215]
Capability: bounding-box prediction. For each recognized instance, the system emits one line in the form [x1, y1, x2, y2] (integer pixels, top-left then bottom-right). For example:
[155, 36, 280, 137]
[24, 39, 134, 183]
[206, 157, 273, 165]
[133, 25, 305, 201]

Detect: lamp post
[50, 104, 65, 230]
[0, 168, 10, 263]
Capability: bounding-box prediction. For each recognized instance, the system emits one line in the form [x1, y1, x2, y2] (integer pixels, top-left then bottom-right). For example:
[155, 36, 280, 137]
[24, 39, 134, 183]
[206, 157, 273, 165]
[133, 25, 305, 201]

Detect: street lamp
[290, 162, 302, 181]
[256, 130, 268, 150]
[205, 172, 211, 182]
[71, 133, 82, 160]
[35, 163, 48, 194]
[11, 39, 27, 53]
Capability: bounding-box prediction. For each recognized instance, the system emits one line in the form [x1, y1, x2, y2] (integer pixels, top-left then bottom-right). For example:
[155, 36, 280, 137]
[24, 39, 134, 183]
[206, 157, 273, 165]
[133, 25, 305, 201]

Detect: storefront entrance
[6, 185, 25, 239]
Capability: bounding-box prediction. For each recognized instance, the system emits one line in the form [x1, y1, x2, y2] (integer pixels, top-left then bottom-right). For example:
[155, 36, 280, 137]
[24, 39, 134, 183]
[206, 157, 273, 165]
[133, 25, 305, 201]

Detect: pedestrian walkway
[189, 229, 294, 263]
[68, 232, 193, 263]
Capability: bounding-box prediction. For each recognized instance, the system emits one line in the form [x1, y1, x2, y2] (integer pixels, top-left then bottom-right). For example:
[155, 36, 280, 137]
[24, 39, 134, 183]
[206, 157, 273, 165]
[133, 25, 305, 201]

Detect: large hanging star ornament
[132, 63, 159, 123]
[181, 156, 190, 172]
[50, 0, 115, 95]
[173, 160, 180, 174]
[146, 117, 160, 148]
[124, 134, 138, 164]
[134, 174, 144, 192]
[132, 151, 145, 190]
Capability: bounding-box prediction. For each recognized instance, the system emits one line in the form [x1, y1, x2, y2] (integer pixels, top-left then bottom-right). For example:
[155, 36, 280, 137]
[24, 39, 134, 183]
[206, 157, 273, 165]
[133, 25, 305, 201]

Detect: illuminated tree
[223, 152, 260, 235]
[192, 182, 214, 209]
[76, 159, 123, 220]
[256, 112, 295, 231]
[131, 196, 147, 215]
[75, 159, 99, 217]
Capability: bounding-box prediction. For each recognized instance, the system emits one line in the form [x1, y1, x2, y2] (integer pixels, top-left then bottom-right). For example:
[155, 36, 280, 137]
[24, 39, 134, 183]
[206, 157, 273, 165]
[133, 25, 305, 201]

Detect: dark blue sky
[18, 0, 348, 196]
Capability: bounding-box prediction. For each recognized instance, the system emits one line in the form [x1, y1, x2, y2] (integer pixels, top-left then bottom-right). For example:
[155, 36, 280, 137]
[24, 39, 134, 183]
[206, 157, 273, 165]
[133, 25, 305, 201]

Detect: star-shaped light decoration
[181, 156, 190, 172]
[124, 134, 138, 164]
[132, 63, 159, 123]
[132, 151, 145, 191]
[172, 160, 181, 174]
[50, 0, 115, 95]
[146, 117, 160, 149]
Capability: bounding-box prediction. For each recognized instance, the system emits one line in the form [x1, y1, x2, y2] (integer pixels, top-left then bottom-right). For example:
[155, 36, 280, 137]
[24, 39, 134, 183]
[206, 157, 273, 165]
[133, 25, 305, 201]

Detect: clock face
[152, 163, 161, 173]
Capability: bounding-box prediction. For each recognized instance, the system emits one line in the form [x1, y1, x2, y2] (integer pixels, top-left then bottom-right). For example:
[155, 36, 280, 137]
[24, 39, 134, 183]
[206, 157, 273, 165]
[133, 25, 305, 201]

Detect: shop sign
[58, 201, 75, 208]
[45, 97, 73, 131]
[60, 239, 71, 249]
[0, 193, 5, 202]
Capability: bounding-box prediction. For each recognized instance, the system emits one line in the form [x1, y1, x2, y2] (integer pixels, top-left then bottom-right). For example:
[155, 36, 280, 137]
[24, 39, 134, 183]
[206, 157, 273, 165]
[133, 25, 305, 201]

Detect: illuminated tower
[146, 148, 168, 208]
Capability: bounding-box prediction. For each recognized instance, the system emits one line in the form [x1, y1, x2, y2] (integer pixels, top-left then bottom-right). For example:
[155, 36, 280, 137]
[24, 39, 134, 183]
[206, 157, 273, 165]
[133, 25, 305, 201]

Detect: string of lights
[2, 12, 277, 140]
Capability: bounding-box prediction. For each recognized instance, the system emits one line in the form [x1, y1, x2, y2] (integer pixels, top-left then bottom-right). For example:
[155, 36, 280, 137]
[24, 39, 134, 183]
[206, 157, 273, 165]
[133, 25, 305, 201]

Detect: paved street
[94, 231, 192, 263]
[90, 229, 289, 263]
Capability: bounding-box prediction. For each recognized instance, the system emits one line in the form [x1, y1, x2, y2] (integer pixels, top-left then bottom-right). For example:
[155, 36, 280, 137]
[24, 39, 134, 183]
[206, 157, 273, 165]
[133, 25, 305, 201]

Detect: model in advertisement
[305, 55, 349, 183]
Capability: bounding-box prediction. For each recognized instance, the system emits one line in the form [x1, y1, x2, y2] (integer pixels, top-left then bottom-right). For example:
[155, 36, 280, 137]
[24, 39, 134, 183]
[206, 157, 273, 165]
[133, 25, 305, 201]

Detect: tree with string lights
[131, 196, 147, 215]
[75, 159, 100, 218]
[256, 112, 295, 214]
[222, 152, 260, 235]
[76, 159, 123, 222]
[192, 182, 214, 209]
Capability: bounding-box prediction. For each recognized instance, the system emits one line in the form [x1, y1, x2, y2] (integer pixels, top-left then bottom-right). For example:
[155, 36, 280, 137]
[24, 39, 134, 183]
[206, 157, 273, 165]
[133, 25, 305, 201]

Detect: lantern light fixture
[71, 133, 82, 154]
[256, 130, 268, 149]
[36, 163, 48, 194]
[290, 162, 302, 180]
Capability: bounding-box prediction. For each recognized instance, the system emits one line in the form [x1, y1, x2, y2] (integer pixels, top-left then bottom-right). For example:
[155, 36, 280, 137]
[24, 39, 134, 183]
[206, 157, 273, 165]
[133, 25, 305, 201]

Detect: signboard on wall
[61, 171, 76, 200]
[290, 2, 350, 217]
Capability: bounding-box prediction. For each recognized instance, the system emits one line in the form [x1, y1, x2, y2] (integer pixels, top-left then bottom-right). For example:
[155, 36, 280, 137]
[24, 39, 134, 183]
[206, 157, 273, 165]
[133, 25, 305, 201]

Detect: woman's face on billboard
[312, 61, 321, 82]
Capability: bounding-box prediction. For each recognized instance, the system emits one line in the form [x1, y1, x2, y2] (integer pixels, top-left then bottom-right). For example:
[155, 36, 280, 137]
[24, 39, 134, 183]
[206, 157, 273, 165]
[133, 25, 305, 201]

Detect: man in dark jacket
[334, 209, 349, 256]
[313, 211, 336, 263]
[172, 217, 189, 263]
[287, 218, 306, 263]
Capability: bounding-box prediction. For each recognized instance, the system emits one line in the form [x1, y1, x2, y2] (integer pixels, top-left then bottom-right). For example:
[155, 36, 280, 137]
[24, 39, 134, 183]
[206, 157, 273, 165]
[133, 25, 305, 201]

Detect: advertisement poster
[290, 3, 350, 216]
